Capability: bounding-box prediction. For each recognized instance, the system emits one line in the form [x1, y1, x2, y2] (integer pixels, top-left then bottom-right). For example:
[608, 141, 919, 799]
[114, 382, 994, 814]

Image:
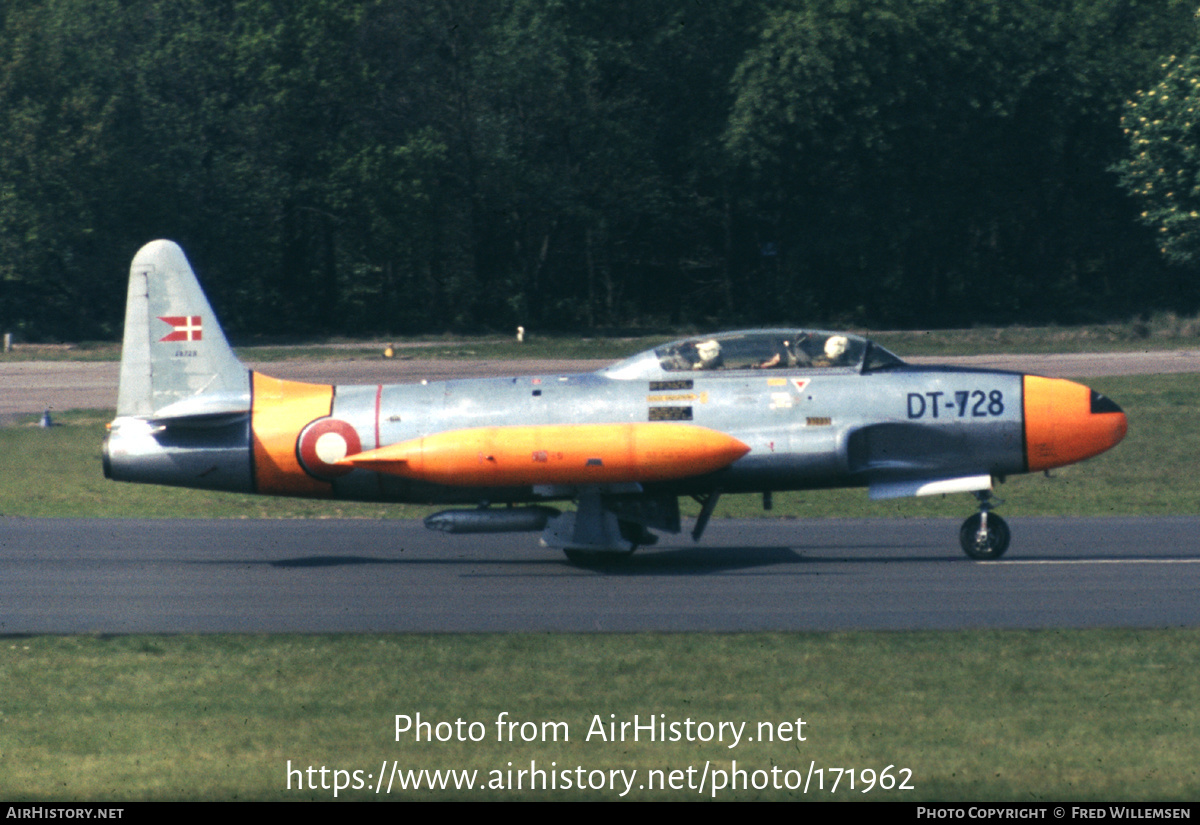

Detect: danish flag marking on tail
[158, 316, 203, 342]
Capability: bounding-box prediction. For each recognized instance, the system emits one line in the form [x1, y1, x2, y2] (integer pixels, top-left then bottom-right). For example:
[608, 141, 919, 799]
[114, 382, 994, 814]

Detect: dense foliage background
[0, 0, 1196, 340]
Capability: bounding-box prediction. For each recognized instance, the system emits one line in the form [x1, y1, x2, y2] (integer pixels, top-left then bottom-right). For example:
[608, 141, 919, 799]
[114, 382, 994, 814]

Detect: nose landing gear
[959, 490, 1010, 560]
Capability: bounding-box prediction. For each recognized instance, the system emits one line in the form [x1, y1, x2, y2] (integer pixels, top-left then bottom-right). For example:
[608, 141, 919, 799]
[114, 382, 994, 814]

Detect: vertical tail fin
[117, 240, 249, 418]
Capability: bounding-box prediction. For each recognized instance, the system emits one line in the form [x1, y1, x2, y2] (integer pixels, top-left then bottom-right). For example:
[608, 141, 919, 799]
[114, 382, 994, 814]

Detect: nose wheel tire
[959, 512, 1010, 560]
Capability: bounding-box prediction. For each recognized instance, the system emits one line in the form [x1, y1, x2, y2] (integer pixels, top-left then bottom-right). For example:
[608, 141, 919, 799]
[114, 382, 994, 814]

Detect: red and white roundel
[297, 417, 362, 480]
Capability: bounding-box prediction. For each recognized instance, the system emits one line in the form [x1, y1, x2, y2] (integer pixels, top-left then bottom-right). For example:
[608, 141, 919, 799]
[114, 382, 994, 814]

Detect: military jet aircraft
[103, 240, 1128, 561]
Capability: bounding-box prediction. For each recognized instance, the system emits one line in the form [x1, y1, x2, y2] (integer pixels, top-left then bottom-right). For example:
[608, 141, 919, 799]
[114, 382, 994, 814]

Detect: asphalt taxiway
[3, 516, 1197, 633]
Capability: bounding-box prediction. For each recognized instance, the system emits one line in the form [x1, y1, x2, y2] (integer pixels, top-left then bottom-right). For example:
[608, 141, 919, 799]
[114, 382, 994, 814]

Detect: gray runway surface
[4, 516, 1198, 633]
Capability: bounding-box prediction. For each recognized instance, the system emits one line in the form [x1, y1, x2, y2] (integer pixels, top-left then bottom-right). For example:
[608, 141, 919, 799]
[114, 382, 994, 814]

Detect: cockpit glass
[654, 332, 869, 372]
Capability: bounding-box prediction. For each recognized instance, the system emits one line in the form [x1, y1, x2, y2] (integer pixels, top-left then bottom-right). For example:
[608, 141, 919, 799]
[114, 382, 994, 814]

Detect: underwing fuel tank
[424, 506, 561, 534]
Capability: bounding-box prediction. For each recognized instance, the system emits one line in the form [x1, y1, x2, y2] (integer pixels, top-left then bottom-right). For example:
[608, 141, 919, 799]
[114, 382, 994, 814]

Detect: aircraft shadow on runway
[269, 555, 407, 568]
[256, 543, 970, 575]
[263, 547, 802, 573]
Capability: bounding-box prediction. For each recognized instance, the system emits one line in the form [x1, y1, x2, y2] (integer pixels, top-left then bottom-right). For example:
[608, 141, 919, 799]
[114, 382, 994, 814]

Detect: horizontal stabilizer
[868, 474, 992, 500]
[149, 391, 251, 422]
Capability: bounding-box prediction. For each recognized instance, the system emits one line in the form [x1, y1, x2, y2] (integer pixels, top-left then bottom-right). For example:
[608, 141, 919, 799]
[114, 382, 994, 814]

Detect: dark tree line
[0, 0, 1196, 341]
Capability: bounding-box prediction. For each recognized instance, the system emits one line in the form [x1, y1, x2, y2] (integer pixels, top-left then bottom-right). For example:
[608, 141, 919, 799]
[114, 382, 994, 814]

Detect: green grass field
[3, 632, 1199, 801]
[1, 371, 1197, 801]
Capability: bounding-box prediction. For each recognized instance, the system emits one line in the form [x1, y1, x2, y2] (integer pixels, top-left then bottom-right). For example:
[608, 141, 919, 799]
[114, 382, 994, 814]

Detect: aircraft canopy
[602, 330, 905, 379]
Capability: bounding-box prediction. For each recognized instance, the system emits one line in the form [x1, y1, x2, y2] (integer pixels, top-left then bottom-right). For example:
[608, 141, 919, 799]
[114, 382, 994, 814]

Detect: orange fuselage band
[251, 373, 335, 495]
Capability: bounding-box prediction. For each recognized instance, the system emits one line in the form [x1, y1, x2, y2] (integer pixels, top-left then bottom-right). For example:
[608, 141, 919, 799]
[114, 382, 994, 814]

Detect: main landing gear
[561, 520, 654, 565]
[959, 490, 1010, 560]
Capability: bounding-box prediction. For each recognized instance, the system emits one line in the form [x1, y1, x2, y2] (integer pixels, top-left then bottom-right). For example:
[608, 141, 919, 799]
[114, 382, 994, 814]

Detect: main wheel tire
[563, 547, 637, 566]
[959, 512, 1011, 560]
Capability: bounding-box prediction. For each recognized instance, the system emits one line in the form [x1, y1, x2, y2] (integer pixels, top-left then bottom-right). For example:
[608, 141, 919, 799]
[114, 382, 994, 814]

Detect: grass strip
[1, 631, 1196, 801]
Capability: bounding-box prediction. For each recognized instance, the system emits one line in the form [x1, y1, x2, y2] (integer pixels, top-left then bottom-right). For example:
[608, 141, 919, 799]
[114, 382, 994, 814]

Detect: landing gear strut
[959, 490, 1010, 560]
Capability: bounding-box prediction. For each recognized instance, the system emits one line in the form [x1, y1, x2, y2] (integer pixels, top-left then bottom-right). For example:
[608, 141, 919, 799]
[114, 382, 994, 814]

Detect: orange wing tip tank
[338, 422, 751, 487]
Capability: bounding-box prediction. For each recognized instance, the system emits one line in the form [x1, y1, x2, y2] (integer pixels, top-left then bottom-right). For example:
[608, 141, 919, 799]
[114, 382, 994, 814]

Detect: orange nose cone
[1023, 375, 1127, 472]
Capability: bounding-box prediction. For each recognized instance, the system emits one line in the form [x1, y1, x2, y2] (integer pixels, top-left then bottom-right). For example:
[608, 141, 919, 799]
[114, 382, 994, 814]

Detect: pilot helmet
[696, 339, 721, 365]
[824, 335, 848, 359]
